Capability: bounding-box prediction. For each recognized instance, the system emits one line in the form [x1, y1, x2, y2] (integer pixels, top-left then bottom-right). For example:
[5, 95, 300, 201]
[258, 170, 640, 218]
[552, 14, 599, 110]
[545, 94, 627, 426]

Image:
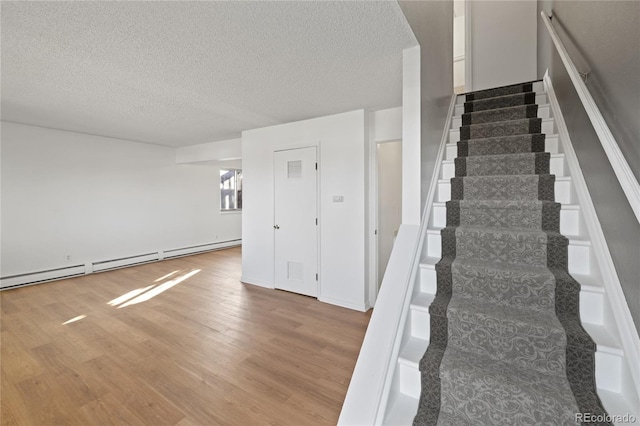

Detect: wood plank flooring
[1, 247, 372, 425]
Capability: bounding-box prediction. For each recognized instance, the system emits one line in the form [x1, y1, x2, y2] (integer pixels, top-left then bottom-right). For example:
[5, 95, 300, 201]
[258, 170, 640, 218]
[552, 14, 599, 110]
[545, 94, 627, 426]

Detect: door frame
[272, 144, 321, 297]
[368, 138, 402, 308]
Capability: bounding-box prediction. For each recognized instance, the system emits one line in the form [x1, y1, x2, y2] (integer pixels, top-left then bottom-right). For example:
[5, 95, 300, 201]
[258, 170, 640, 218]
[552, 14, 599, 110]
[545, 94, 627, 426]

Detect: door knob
[274, 225, 280, 229]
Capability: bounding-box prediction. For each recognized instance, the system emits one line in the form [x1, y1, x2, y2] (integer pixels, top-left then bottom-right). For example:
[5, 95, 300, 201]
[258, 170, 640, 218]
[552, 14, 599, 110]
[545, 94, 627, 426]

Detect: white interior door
[274, 147, 318, 297]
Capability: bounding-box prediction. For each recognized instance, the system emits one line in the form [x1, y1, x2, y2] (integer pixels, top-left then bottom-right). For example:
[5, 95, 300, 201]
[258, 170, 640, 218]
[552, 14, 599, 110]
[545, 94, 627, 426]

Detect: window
[220, 169, 242, 211]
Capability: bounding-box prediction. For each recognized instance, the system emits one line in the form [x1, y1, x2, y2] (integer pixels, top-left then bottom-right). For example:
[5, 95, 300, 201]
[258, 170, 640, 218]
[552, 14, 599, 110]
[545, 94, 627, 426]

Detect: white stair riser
[398, 363, 421, 399]
[451, 105, 551, 129]
[449, 120, 555, 144]
[410, 309, 430, 341]
[581, 291, 604, 325]
[425, 231, 590, 275]
[596, 351, 623, 393]
[437, 178, 573, 204]
[445, 136, 559, 161]
[431, 202, 580, 237]
[454, 93, 548, 114]
[441, 155, 565, 180]
[419, 266, 437, 294]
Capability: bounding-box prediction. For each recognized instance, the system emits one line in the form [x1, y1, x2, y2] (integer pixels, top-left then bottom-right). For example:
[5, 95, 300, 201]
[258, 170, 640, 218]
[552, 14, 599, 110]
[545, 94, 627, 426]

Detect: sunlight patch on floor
[155, 270, 180, 282]
[62, 315, 86, 325]
[117, 269, 201, 308]
[108, 285, 155, 307]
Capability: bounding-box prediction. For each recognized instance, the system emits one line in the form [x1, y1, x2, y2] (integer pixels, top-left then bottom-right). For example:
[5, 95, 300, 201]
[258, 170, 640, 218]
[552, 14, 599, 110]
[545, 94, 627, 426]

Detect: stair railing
[541, 11, 640, 223]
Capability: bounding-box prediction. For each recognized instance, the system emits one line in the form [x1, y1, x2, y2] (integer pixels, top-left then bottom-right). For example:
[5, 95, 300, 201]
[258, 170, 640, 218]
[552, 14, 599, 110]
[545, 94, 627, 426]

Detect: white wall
[241, 110, 369, 311]
[399, 1, 454, 211]
[453, 15, 466, 89]
[1, 122, 241, 277]
[469, 0, 537, 91]
[401, 45, 421, 226]
[372, 107, 402, 143]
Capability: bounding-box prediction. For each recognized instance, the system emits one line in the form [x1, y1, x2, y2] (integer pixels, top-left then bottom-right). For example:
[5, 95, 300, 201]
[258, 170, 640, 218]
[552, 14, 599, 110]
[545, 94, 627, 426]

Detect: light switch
[333, 195, 344, 202]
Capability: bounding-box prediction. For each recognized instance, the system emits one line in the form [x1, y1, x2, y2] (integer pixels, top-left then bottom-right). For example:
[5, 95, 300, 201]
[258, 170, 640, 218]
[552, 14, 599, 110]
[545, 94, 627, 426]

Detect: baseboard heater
[92, 252, 160, 273]
[163, 239, 241, 259]
[0, 239, 241, 290]
[0, 264, 86, 290]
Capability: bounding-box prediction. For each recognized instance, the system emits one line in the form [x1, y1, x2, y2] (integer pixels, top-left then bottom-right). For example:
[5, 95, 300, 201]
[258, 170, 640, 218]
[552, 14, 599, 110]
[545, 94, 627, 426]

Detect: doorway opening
[376, 140, 402, 290]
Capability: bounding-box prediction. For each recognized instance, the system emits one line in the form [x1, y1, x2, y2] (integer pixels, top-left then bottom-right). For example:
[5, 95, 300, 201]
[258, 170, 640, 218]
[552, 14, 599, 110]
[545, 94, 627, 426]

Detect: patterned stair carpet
[414, 82, 610, 426]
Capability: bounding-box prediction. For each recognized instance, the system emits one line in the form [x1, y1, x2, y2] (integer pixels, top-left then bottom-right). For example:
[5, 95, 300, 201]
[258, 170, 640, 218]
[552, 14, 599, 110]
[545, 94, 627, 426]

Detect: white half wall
[1, 122, 241, 278]
[241, 110, 370, 311]
[468, 0, 537, 91]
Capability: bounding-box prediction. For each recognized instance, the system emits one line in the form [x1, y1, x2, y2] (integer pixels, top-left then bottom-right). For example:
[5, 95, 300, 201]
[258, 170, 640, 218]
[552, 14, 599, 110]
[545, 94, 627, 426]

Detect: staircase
[382, 81, 640, 425]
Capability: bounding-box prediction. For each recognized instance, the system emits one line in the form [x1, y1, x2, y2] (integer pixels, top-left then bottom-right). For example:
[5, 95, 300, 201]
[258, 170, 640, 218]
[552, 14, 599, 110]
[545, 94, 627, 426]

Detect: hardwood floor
[1, 247, 372, 425]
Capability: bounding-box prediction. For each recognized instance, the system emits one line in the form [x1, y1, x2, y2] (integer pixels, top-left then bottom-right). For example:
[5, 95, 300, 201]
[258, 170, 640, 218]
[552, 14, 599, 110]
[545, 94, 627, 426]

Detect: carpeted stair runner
[414, 82, 610, 425]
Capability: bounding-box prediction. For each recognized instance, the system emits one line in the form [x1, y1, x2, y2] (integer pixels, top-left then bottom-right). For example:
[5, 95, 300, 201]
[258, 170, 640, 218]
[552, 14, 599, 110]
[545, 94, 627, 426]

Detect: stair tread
[453, 151, 562, 161]
[456, 89, 546, 102]
[434, 199, 576, 208]
[427, 225, 588, 244]
[447, 297, 564, 332]
[450, 117, 553, 133]
[433, 225, 568, 240]
[453, 103, 551, 120]
[423, 254, 603, 297]
[438, 175, 571, 183]
[583, 322, 623, 354]
[435, 347, 580, 424]
[383, 392, 419, 425]
[398, 336, 429, 367]
[442, 345, 574, 391]
[410, 291, 435, 311]
[445, 133, 559, 147]
[419, 256, 441, 268]
[571, 272, 605, 292]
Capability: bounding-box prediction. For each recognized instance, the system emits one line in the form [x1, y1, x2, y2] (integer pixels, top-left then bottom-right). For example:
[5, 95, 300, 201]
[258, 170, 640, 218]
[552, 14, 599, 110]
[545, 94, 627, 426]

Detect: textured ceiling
[1, 1, 416, 147]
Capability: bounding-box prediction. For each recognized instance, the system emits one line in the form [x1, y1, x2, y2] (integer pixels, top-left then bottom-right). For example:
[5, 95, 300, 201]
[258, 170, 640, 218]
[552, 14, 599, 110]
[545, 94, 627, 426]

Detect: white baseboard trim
[319, 296, 369, 312]
[544, 72, 640, 404]
[1, 240, 242, 290]
[240, 276, 274, 289]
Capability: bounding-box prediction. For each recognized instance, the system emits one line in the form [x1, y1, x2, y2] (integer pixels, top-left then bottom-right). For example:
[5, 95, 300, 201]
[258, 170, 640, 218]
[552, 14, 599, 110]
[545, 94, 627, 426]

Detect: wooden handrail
[541, 11, 640, 222]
